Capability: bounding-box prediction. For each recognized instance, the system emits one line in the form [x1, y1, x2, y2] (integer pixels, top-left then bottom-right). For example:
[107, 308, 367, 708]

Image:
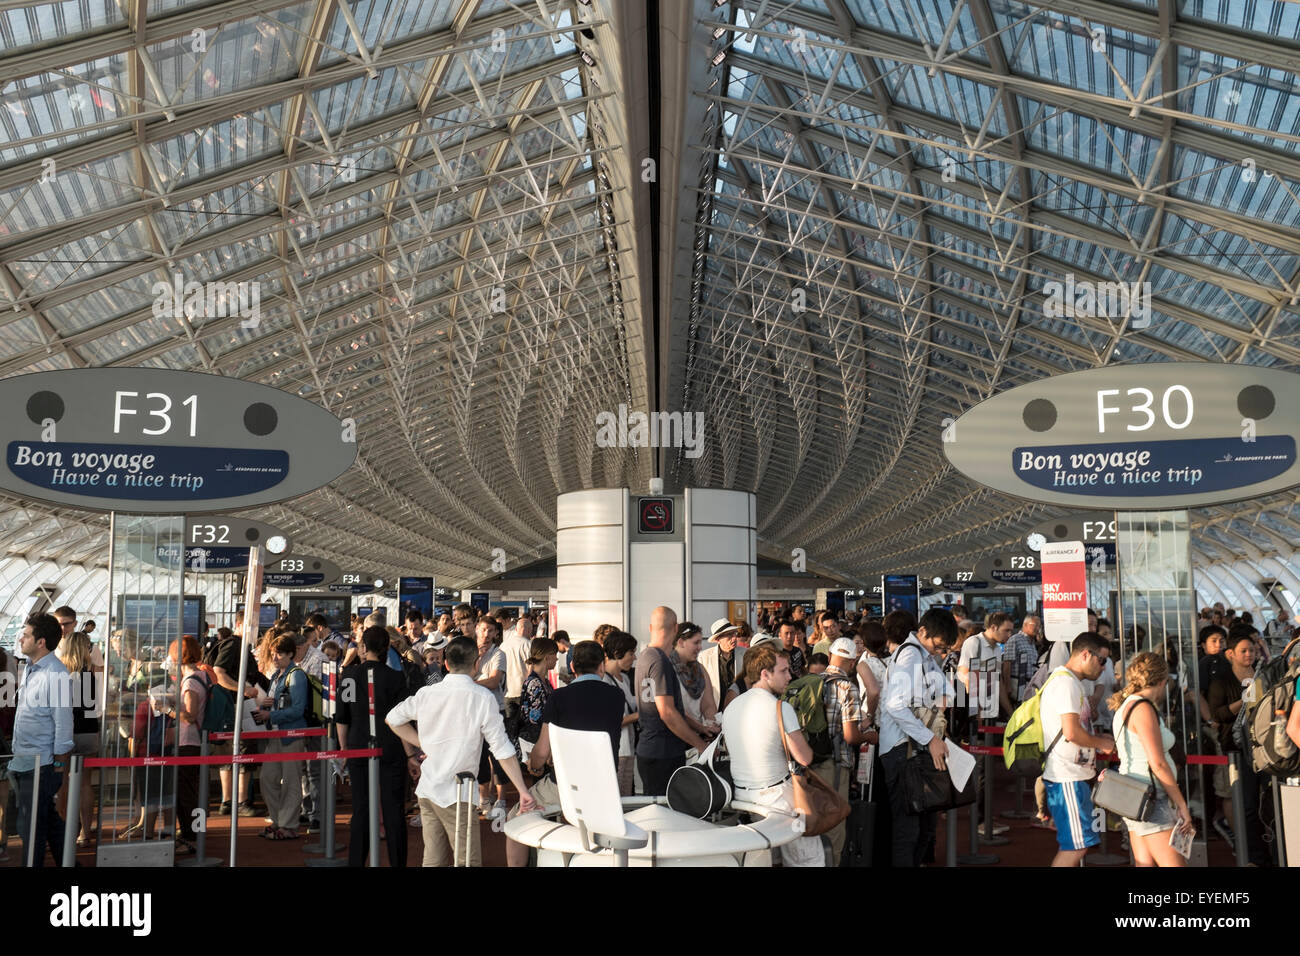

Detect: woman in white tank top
[1107, 651, 1193, 866]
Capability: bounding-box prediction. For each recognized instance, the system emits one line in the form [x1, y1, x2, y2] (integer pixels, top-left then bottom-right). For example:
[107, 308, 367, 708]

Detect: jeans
[12, 766, 65, 867]
[636, 753, 686, 796]
[881, 744, 936, 868]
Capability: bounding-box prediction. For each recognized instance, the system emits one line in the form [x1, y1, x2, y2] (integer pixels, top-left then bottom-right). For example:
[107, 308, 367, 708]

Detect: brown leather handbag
[778, 701, 852, 837]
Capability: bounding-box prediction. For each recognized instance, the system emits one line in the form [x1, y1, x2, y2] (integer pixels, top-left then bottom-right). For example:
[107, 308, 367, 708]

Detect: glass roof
[671, 0, 1300, 579]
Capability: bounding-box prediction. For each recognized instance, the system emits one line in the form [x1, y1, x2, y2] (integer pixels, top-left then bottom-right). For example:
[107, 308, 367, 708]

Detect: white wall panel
[556, 489, 625, 529]
[629, 541, 683, 643]
[557, 562, 624, 601]
[557, 526, 624, 564]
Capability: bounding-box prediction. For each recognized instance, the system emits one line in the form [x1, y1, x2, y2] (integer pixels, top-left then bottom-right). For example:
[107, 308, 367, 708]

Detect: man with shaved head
[634, 606, 709, 795]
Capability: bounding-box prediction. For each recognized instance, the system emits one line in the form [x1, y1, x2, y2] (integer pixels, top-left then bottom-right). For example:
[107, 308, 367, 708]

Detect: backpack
[1002, 668, 1068, 771]
[192, 668, 235, 734]
[1235, 637, 1300, 775]
[283, 666, 325, 727]
[1021, 647, 1054, 701]
[783, 674, 833, 762]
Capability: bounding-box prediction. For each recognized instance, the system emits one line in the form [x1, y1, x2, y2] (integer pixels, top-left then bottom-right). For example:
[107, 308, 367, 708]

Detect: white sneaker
[408, 814, 422, 828]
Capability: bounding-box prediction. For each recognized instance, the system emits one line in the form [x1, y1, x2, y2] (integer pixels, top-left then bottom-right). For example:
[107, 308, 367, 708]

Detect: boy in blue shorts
[1039, 631, 1115, 866]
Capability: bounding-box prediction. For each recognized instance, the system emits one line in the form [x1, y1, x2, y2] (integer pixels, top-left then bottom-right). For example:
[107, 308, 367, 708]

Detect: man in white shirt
[879, 608, 957, 867]
[1039, 632, 1114, 867]
[386, 636, 535, 866]
[958, 611, 1012, 717]
[500, 614, 533, 733]
[721, 642, 823, 867]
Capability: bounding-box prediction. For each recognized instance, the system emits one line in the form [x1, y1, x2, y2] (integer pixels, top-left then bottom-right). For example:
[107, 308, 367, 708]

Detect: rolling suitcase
[841, 745, 877, 867]
[452, 771, 477, 867]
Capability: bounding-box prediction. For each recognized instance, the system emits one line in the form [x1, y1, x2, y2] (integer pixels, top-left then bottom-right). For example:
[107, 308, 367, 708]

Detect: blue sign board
[8, 441, 288, 502]
[1012, 436, 1295, 498]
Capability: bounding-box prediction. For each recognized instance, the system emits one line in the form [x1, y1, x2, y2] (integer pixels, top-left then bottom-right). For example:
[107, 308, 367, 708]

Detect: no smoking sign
[638, 497, 674, 534]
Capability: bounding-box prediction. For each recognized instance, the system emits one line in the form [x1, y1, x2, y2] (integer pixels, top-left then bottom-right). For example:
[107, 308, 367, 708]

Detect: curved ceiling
[0, 0, 1298, 588]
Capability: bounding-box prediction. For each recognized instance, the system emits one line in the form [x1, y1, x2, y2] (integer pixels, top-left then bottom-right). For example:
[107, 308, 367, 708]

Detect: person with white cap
[699, 618, 747, 716]
[812, 636, 872, 864]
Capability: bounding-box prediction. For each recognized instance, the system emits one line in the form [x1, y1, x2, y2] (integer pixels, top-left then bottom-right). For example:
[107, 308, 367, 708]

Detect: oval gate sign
[973, 552, 1042, 586]
[0, 369, 356, 513]
[942, 363, 1300, 509]
[262, 554, 342, 589]
[328, 571, 381, 595]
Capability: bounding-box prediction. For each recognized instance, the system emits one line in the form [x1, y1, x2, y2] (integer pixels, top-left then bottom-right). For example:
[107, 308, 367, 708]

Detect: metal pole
[979, 728, 1009, 846]
[367, 668, 379, 867]
[1273, 776, 1286, 867]
[1229, 752, 1248, 867]
[61, 756, 81, 867]
[957, 726, 998, 865]
[305, 665, 346, 866]
[178, 731, 220, 867]
[26, 760, 40, 867]
[228, 545, 263, 868]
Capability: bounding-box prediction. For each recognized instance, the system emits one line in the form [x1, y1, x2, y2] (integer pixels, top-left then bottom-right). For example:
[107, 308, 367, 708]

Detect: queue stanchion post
[306, 662, 346, 866]
[367, 668, 380, 867]
[1229, 751, 1248, 867]
[1273, 775, 1286, 867]
[61, 755, 81, 867]
[178, 731, 221, 867]
[978, 725, 1009, 846]
[26, 759, 40, 867]
[957, 724, 998, 865]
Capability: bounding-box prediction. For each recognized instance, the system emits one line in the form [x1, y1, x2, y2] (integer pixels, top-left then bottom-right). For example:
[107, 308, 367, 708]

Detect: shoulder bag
[778, 700, 851, 837]
[1092, 698, 1158, 822]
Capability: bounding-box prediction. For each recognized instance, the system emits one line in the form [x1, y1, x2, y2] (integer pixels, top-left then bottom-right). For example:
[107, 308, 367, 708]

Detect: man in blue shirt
[11, 612, 75, 866]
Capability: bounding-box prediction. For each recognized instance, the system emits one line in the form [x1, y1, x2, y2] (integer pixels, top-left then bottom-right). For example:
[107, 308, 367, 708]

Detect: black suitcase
[841, 752, 876, 867]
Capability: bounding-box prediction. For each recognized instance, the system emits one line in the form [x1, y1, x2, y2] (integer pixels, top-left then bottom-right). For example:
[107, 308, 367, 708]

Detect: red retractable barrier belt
[85, 747, 379, 769]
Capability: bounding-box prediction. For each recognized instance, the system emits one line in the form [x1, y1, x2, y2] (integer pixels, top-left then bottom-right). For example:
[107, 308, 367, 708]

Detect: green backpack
[284, 666, 325, 727]
[1002, 669, 1066, 771]
[783, 674, 833, 762]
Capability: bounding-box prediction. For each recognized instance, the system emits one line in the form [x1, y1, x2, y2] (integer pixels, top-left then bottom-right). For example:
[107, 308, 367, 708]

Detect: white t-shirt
[476, 646, 507, 712]
[958, 636, 1002, 717]
[500, 635, 531, 700]
[721, 687, 801, 791]
[1039, 667, 1095, 782]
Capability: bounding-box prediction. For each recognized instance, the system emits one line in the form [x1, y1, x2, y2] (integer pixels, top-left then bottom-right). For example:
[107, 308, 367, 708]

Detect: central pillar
[555, 488, 756, 644]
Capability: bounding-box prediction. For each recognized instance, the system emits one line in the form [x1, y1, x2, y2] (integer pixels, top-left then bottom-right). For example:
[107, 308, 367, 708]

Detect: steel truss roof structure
[0, 0, 1298, 611]
[661, 0, 1300, 586]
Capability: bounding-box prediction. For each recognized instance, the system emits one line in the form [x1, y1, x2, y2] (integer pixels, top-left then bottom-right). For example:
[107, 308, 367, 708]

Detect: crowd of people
[3, 596, 1298, 868]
